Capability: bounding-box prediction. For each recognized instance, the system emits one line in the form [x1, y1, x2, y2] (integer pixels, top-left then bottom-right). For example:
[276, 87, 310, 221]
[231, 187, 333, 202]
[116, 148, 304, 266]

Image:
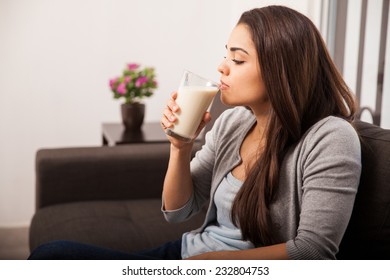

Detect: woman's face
[218, 24, 269, 113]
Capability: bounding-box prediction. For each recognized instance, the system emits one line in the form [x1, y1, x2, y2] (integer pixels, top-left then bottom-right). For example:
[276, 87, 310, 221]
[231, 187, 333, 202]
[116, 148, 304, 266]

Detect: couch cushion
[29, 199, 205, 254]
[337, 120, 390, 259]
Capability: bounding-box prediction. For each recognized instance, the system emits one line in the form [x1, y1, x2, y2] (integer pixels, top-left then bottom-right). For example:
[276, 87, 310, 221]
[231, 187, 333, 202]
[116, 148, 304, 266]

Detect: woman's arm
[186, 243, 289, 260]
[285, 117, 362, 259]
[161, 91, 211, 211]
[162, 144, 194, 210]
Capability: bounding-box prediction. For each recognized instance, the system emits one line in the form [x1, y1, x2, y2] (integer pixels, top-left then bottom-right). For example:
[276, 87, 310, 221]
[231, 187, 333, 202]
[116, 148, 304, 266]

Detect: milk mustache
[168, 85, 218, 141]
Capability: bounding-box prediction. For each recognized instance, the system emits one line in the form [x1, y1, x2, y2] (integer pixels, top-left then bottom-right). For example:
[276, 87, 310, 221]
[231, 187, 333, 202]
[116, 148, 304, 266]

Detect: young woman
[28, 5, 361, 260]
[160, 5, 361, 260]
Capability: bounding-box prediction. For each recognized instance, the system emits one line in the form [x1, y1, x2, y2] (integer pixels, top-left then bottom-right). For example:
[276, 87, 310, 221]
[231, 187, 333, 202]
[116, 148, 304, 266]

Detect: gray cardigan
[163, 107, 362, 259]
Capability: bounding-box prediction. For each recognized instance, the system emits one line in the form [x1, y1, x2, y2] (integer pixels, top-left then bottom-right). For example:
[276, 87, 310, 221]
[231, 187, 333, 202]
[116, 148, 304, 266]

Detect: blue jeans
[28, 239, 182, 260]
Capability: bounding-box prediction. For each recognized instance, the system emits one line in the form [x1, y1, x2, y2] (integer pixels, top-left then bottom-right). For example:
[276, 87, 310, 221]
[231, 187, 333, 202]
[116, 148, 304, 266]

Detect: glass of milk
[165, 70, 219, 142]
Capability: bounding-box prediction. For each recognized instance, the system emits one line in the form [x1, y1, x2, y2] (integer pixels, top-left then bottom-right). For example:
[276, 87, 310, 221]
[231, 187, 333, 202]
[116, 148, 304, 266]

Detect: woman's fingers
[161, 92, 179, 131]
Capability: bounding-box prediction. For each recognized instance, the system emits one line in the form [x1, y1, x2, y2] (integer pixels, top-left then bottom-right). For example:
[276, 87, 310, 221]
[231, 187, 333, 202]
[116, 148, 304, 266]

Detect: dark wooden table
[102, 122, 169, 146]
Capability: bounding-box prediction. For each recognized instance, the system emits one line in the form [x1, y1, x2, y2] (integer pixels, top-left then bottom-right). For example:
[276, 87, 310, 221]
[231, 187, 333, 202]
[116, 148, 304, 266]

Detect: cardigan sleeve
[286, 117, 362, 259]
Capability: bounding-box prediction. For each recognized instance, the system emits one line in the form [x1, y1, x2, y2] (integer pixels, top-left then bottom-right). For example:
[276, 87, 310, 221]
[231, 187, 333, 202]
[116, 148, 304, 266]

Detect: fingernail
[169, 115, 175, 121]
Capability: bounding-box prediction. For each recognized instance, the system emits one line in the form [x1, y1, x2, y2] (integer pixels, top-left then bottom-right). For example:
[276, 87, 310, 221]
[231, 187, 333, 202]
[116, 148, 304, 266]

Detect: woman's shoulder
[307, 116, 358, 139]
[301, 116, 361, 155]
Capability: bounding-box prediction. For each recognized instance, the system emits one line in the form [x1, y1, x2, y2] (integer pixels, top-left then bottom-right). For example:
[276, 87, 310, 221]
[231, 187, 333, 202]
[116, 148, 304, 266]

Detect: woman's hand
[161, 91, 211, 149]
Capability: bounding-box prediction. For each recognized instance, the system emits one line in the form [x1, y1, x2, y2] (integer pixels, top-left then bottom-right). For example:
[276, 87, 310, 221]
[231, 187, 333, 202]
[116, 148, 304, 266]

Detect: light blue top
[181, 172, 254, 258]
[162, 107, 361, 259]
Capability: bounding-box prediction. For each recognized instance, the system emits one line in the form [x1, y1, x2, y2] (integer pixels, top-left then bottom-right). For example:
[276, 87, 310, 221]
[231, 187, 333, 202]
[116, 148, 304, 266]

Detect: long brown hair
[231, 6, 357, 246]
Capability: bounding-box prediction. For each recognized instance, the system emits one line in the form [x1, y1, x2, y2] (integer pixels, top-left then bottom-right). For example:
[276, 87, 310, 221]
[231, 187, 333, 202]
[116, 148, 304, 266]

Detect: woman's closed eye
[224, 57, 245, 65]
[232, 59, 244, 65]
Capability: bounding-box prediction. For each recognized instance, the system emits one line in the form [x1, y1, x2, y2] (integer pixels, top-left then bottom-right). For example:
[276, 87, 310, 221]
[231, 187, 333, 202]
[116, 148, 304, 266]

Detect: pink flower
[109, 77, 119, 90]
[127, 63, 140, 71]
[135, 76, 148, 87]
[124, 76, 131, 84]
[117, 82, 127, 95]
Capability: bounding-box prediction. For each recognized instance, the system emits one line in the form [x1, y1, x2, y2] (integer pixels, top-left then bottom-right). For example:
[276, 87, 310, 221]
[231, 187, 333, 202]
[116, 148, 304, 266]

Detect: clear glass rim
[182, 69, 219, 88]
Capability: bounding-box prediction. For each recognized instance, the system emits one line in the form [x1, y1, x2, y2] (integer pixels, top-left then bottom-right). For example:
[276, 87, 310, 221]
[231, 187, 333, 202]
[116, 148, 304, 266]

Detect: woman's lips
[219, 80, 229, 90]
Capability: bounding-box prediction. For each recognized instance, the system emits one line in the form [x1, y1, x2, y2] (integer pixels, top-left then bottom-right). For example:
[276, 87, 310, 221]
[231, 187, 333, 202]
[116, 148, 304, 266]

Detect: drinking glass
[165, 70, 219, 142]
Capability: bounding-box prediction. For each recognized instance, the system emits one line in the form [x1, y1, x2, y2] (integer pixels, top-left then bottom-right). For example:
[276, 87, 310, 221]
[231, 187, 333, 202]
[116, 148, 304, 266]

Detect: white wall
[0, 0, 233, 226]
[0, 0, 373, 226]
[230, 0, 322, 28]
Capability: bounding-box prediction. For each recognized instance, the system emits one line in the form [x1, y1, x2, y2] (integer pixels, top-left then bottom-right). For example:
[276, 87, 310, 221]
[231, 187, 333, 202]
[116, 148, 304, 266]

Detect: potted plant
[109, 63, 158, 130]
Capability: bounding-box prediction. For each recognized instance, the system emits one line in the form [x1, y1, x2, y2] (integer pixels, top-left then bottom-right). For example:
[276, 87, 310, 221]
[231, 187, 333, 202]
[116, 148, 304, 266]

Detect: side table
[102, 122, 169, 146]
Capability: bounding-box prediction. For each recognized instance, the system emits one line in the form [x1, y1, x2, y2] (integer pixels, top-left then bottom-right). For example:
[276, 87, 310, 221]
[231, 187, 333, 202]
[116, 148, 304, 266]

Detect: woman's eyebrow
[225, 45, 249, 55]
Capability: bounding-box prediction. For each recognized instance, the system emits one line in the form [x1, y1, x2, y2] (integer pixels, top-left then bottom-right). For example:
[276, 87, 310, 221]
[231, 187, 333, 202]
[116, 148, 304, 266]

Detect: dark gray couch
[29, 97, 390, 259]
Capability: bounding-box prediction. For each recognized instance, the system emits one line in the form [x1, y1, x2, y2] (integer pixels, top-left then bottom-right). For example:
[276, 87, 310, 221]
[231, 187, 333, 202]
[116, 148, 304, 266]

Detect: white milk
[170, 85, 218, 140]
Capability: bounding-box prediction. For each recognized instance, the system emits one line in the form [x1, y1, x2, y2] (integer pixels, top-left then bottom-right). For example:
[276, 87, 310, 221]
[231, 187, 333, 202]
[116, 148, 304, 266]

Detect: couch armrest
[36, 143, 172, 209]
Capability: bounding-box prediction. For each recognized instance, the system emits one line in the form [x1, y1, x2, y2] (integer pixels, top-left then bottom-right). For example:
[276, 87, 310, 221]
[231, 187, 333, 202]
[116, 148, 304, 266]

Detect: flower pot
[121, 102, 145, 131]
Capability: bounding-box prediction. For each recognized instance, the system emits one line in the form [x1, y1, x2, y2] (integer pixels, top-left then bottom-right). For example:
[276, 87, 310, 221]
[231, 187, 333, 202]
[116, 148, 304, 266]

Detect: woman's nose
[217, 59, 229, 75]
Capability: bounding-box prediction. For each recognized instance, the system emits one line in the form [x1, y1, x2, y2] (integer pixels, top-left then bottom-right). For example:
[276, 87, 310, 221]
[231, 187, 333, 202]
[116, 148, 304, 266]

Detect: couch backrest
[337, 120, 390, 259]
